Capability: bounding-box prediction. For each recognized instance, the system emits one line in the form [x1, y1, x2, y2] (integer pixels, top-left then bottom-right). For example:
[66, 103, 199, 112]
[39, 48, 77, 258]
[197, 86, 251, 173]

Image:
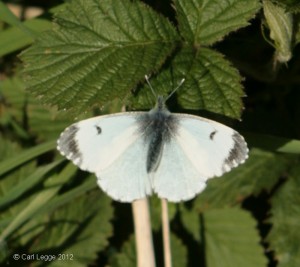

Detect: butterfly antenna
[165, 78, 185, 102]
[145, 75, 157, 98]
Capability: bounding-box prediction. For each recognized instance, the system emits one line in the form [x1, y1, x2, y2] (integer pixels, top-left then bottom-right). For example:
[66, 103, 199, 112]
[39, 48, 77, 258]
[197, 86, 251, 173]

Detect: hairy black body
[137, 97, 179, 173]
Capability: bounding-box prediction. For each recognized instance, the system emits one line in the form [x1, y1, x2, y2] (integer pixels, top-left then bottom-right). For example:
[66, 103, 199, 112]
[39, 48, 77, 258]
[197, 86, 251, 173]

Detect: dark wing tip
[222, 132, 249, 172]
[57, 125, 83, 165]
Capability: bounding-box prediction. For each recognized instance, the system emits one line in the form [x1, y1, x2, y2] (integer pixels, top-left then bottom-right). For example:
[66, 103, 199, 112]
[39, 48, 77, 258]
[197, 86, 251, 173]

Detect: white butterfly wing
[98, 136, 152, 202]
[153, 114, 248, 202]
[57, 113, 152, 202]
[58, 110, 248, 203]
[152, 140, 207, 202]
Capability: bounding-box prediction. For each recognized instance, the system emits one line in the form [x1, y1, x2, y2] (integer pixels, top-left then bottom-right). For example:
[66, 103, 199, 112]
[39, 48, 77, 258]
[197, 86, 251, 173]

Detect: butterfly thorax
[137, 97, 179, 173]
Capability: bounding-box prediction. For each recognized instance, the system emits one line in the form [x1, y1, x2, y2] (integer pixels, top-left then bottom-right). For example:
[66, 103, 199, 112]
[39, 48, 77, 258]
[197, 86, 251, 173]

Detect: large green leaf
[173, 0, 261, 45]
[132, 46, 245, 119]
[176, 47, 244, 118]
[20, 0, 179, 116]
[204, 208, 267, 267]
[266, 165, 300, 267]
[193, 149, 289, 211]
[180, 207, 267, 266]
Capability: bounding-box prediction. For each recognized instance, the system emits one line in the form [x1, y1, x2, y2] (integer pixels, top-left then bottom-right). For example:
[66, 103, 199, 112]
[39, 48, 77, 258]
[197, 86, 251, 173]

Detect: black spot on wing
[222, 132, 248, 172]
[210, 130, 217, 140]
[57, 125, 82, 165]
[95, 125, 102, 134]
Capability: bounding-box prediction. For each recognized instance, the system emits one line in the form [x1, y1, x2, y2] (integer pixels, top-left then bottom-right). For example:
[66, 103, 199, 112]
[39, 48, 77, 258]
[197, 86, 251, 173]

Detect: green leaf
[272, 0, 300, 12]
[42, 175, 97, 213]
[177, 47, 244, 118]
[295, 16, 300, 46]
[266, 165, 300, 267]
[173, 0, 261, 45]
[0, 136, 37, 223]
[109, 235, 136, 267]
[0, 163, 77, 244]
[0, 4, 65, 57]
[180, 204, 202, 242]
[0, 2, 36, 38]
[30, 191, 113, 267]
[0, 160, 63, 209]
[0, 140, 55, 177]
[21, 0, 179, 116]
[132, 47, 245, 119]
[193, 149, 289, 211]
[109, 233, 187, 267]
[204, 208, 267, 267]
[263, 0, 293, 63]
[171, 233, 188, 267]
[0, 76, 72, 140]
[149, 196, 177, 231]
[0, 18, 51, 57]
[244, 133, 300, 154]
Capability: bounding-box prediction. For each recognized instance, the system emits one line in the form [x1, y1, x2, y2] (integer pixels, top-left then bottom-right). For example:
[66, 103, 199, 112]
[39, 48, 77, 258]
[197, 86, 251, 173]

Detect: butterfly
[57, 79, 248, 202]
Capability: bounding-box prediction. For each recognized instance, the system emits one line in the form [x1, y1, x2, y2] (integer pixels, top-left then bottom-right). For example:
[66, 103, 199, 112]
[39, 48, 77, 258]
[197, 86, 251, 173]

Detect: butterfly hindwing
[153, 139, 207, 202]
[98, 135, 152, 202]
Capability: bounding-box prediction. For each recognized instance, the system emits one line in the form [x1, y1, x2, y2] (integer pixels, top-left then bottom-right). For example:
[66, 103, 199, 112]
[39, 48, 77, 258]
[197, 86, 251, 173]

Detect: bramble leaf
[132, 47, 245, 119]
[20, 0, 179, 116]
[204, 208, 267, 267]
[173, 0, 261, 45]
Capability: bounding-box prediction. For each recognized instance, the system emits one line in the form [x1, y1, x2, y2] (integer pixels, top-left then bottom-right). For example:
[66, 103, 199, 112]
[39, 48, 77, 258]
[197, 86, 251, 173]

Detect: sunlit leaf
[21, 0, 178, 116]
[132, 47, 245, 119]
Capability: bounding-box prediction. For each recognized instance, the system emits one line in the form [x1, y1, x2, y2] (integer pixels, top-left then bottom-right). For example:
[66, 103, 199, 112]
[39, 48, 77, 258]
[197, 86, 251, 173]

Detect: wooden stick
[161, 198, 172, 267]
[132, 198, 156, 267]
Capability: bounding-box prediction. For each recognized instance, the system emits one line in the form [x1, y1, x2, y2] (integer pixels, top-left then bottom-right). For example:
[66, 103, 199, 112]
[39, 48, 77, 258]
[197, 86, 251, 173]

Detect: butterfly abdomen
[137, 108, 179, 173]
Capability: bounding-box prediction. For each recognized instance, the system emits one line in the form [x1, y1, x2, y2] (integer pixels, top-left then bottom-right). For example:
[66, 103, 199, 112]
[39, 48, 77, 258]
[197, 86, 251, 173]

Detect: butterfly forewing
[175, 114, 248, 177]
[58, 113, 139, 172]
